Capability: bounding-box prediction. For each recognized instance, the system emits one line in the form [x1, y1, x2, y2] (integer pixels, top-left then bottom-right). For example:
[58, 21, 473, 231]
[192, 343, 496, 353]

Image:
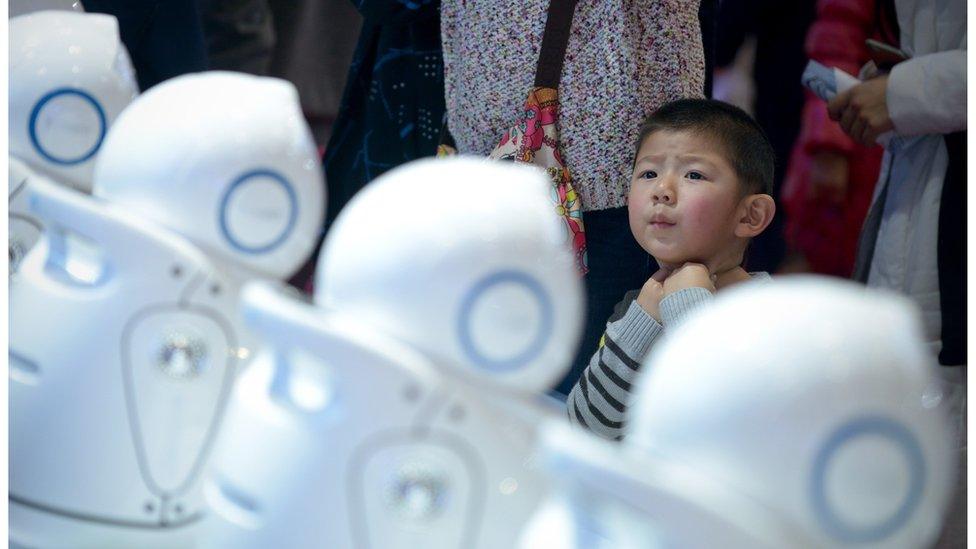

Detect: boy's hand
[663, 263, 715, 296]
[636, 268, 670, 322]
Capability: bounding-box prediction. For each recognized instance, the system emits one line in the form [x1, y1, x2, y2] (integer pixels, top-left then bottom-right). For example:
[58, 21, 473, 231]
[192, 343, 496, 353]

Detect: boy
[567, 99, 777, 440]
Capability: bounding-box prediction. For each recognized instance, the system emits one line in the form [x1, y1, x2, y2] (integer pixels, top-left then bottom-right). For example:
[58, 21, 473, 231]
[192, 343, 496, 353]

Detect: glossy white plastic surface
[627, 276, 956, 548]
[519, 421, 813, 549]
[8, 157, 42, 276]
[9, 179, 253, 547]
[9, 11, 137, 192]
[202, 282, 559, 548]
[9, 1, 84, 18]
[316, 157, 584, 392]
[93, 71, 325, 280]
[203, 158, 584, 547]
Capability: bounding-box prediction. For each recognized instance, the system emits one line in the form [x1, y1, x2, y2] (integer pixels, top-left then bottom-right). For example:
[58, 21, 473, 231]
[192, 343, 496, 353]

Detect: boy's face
[628, 129, 745, 270]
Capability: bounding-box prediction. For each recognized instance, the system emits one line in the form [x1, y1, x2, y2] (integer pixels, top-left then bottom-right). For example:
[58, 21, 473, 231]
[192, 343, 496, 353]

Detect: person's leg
[552, 206, 654, 397]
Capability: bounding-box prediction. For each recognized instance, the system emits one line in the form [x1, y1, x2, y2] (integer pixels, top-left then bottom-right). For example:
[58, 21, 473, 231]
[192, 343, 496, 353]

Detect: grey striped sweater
[567, 273, 771, 440]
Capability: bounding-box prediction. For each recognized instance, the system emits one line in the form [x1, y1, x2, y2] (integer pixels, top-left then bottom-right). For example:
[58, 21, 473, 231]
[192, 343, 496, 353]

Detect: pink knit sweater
[442, 0, 705, 211]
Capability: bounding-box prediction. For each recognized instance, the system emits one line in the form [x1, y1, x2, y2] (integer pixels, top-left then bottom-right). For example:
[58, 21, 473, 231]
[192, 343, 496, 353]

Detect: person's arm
[567, 294, 663, 441]
[828, 49, 967, 144]
[887, 50, 967, 136]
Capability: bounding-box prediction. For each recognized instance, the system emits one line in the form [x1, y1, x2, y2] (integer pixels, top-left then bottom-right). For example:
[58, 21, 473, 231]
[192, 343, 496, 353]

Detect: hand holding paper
[802, 60, 894, 147]
[827, 75, 895, 147]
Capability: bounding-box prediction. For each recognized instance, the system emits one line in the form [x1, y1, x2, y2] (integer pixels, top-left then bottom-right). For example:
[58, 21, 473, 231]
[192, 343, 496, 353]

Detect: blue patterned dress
[323, 0, 445, 230]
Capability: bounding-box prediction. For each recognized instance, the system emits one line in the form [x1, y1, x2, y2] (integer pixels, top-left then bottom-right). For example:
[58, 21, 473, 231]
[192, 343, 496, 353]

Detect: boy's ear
[734, 194, 776, 238]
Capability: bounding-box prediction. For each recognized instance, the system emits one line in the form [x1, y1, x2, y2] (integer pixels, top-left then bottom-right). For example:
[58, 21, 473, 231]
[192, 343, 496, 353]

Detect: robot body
[9, 180, 249, 547]
[203, 283, 556, 548]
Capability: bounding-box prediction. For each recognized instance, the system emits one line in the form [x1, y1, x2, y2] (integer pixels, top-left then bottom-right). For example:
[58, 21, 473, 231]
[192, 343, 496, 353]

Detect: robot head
[9, 11, 137, 192]
[92, 71, 326, 280]
[9, 1, 84, 18]
[315, 157, 584, 392]
[627, 276, 956, 547]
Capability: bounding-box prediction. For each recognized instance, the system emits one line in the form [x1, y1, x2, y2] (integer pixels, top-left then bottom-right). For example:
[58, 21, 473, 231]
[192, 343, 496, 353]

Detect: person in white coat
[826, 1, 965, 546]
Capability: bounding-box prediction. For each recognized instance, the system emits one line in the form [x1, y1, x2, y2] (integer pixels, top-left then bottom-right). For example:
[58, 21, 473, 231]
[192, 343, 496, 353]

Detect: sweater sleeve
[887, 50, 967, 136]
[659, 287, 715, 329]
[566, 275, 767, 441]
[566, 295, 663, 441]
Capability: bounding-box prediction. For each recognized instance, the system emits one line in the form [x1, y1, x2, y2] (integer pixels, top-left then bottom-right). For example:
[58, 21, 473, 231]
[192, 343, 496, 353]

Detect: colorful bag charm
[439, 0, 587, 274]
[490, 86, 587, 273]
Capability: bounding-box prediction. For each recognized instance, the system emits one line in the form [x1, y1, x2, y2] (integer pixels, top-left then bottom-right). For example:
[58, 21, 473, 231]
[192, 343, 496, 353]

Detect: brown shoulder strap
[534, 0, 580, 88]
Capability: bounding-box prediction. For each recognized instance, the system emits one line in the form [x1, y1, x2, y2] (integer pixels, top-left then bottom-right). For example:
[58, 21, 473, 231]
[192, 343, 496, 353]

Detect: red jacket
[781, 0, 884, 276]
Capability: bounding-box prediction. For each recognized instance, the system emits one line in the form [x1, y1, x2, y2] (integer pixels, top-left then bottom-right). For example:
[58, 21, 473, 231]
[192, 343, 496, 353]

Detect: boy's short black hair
[634, 99, 775, 196]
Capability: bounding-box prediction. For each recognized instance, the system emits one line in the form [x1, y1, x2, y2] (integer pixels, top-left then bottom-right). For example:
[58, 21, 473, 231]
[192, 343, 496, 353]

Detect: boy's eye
[637, 170, 657, 180]
[686, 171, 705, 180]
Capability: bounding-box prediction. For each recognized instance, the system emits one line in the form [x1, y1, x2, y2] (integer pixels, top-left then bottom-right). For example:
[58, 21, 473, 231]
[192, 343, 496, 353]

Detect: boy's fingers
[651, 268, 670, 282]
[680, 262, 709, 272]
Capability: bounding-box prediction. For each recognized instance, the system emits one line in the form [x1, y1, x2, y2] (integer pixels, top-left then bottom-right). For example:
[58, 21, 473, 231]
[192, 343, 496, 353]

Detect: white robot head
[9, 0, 84, 18]
[315, 157, 583, 392]
[9, 11, 137, 192]
[626, 276, 956, 547]
[93, 71, 326, 280]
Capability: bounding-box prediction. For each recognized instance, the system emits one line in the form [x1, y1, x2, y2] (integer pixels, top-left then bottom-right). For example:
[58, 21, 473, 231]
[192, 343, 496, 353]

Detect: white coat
[866, 0, 966, 358]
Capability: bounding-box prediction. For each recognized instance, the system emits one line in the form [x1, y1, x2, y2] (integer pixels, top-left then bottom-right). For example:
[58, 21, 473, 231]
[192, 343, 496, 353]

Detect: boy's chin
[649, 251, 692, 270]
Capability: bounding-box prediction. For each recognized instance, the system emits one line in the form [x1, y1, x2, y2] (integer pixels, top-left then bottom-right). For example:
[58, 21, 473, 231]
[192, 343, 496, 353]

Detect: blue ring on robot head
[810, 415, 925, 543]
[218, 169, 299, 254]
[457, 270, 554, 372]
[28, 87, 107, 166]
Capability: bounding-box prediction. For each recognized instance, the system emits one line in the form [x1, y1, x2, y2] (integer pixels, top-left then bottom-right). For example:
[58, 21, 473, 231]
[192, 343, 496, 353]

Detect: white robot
[520, 277, 956, 549]
[8, 10, 138, 275]
[201, 157, 585, 548]
[9, 72, 325, 547]
[626, 277, 953, 548]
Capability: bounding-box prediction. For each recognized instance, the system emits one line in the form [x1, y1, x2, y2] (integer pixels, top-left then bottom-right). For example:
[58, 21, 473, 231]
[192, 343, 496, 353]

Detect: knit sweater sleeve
[566, 273, 771, 441]
[566, 291, 662, 441]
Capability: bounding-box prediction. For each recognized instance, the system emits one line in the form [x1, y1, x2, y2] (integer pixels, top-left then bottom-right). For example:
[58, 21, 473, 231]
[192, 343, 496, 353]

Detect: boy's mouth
[648, 213, 676, 228]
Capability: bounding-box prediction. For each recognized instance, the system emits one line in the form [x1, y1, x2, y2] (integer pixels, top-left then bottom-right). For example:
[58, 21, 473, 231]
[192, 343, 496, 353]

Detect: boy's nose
[652, 187, 674, 204]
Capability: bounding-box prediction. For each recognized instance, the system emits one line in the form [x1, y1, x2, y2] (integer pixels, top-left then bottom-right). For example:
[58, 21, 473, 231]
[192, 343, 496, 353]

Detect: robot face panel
[626, 276, 956, 548]
[315, 157, 584, 392]
[218, 169, 299, 254]
[9, 11, 138, 191]
[92, 72, 325, 280]
[29, 88, 106, 166]
[456, 270, 555, 373]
